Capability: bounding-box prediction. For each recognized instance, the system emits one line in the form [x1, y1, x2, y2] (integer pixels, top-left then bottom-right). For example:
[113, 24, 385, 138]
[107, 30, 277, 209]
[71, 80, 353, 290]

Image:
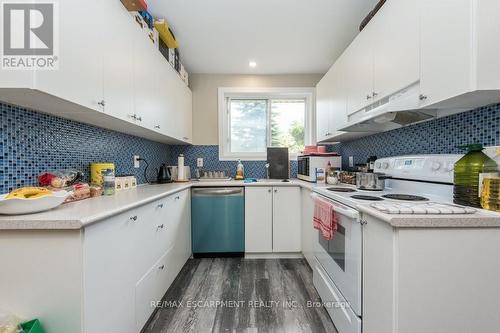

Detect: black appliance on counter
[267, 147, 289, 179]
[157, 163, 173, 183]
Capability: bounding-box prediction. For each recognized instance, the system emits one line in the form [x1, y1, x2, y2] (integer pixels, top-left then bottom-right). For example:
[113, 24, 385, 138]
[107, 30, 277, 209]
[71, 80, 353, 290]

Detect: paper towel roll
[177, 154, 185, 180]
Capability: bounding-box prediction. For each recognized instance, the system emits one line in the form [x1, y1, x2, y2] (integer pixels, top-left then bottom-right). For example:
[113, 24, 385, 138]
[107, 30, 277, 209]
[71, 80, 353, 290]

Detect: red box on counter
[120, 0, 147, 12]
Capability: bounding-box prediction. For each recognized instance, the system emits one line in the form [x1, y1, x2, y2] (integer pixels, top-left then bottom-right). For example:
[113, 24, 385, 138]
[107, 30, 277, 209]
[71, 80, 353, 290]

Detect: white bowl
[0, 191, 70, 215]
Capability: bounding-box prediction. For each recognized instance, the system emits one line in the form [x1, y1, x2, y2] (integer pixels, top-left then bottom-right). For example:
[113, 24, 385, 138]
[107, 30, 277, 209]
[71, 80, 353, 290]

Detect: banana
[5, 187, 53, 199]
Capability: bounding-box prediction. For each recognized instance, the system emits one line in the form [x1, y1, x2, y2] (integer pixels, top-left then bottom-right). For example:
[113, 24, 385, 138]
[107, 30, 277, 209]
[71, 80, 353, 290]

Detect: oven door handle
[310, 192, 360, 220]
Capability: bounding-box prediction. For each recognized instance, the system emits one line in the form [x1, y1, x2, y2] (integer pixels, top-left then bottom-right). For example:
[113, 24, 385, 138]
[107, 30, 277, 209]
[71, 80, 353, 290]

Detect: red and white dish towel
[313, 196, 338, 240]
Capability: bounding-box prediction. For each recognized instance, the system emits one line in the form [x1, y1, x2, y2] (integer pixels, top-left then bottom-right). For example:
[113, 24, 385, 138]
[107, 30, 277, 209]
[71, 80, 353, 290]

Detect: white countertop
[356, 204, 500, 228]
[1, 179, 499, 230]
[0, 179, 320, 230]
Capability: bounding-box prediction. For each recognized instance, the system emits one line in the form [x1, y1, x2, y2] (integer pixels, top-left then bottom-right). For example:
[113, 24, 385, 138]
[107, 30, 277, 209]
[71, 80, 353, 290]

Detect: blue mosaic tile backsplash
[330, 103, 500, 169]
[0, 101, 171, 193]
[168, 145, 298, 179]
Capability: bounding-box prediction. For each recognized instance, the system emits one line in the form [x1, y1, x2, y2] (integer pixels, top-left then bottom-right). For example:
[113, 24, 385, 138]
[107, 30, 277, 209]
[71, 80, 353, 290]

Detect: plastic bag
[38, 170, 83, 188]
[0, 310, 21, 333]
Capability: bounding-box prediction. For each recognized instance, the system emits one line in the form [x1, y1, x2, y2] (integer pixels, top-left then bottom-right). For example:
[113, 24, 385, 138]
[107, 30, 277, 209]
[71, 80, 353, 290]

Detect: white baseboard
[244, 252, 304, 259]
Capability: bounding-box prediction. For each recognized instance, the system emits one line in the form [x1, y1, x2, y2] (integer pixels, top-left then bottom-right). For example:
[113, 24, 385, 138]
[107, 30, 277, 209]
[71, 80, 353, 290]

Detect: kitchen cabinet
[419, 0, 472, 108]
[362, 213, 500, 333]
[273, 187, 301, 252]
[0, 189, 192, 333]
[0, 0, 192, 144]
[245, 186, 301, 253]
[35, 0, 104, 113]
[301, 188, 315, 267]
[372, 0, 419, 103]
[245, 187, 273, 252]
[321, 0, 500, 139]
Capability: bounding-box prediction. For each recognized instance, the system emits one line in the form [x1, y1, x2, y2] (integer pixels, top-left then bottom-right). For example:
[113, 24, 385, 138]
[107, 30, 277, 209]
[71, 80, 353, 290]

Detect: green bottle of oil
[453, 144, 498, 208]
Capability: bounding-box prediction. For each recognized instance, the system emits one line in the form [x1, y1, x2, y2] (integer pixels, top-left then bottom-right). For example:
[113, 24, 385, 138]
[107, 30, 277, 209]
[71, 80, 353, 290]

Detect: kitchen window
[218, 87, 314, 160]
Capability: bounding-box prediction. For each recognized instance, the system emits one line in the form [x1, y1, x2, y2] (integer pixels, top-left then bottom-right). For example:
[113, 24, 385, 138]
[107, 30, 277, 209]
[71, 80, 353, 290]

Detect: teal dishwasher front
[191, 187, 245, 257]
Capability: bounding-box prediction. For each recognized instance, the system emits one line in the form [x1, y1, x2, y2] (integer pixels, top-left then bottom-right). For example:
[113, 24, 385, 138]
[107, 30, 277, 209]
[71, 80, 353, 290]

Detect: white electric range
[310, 154, 468, 333]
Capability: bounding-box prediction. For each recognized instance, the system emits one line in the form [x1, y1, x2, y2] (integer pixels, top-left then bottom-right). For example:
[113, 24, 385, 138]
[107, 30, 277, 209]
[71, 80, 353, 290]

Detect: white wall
[190, 74, 322, 145]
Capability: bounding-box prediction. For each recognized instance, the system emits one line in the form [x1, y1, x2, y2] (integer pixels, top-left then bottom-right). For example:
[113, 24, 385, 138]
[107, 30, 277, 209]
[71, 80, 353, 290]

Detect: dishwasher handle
[192, 187, 244, 196]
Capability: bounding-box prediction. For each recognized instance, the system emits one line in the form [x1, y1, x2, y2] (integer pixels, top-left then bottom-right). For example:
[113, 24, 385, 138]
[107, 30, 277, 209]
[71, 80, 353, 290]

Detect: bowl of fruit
[0, 187, 70, 215]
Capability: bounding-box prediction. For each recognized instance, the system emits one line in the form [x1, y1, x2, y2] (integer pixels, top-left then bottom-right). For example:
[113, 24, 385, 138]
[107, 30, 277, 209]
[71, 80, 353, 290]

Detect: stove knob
[431, 161, 442, 171]
[382, 162, 389, 169]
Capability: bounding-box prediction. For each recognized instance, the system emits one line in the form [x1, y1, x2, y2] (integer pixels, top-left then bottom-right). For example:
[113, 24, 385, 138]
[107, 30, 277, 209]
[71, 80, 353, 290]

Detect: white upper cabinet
[372, 0, 419, 102]
[419, 0, 472, 108]
[101, 0, 135, 121]
[0, 1, 192, 144]
[318, 0, 500, 139]
[345, 25, 374, 116]
[35, 0, 104, 112]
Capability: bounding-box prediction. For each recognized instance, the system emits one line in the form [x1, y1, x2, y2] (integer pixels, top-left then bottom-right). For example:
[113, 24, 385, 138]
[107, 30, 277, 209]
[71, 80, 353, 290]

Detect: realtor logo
[1, 1, 59, 70]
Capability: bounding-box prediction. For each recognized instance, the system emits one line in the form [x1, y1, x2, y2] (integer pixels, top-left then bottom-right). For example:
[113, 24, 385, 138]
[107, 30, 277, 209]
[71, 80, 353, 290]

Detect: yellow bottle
[235, 159, 245, 180]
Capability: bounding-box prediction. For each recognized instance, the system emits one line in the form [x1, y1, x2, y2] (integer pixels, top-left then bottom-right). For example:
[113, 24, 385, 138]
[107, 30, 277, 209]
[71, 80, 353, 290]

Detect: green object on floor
[20, 319, 45, 333]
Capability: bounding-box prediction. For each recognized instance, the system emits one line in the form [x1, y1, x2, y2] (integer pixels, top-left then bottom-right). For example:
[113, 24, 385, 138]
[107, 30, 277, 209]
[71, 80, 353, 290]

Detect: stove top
[350, 195, 384, 201]
[327, 187, 357, 193]
[381, 194, 429, 201]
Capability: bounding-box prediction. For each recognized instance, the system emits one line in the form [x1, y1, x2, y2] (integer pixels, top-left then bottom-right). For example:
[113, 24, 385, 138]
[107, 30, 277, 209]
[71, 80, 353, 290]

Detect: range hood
[341, 82, 437, 132]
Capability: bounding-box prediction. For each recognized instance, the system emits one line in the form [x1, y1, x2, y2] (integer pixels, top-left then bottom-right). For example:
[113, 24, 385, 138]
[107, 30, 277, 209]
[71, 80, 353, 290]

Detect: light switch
[197, 158, 204, 168]
[349, 156, 354, 168]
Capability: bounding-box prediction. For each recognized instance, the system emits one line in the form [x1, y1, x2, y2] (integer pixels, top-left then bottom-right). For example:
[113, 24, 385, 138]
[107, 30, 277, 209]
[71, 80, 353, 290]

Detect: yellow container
[481, 175, 500, 212]
[154, 19, 179, 48]
[90, 163, 115, 186]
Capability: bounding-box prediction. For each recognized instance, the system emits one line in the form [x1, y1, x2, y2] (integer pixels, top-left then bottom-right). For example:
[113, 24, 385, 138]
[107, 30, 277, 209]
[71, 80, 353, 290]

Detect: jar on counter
[102, 169, 115, 196]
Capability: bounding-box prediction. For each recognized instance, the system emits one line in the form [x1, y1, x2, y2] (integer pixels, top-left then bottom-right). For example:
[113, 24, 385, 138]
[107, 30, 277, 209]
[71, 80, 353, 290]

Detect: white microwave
[297, 155, 341, 182]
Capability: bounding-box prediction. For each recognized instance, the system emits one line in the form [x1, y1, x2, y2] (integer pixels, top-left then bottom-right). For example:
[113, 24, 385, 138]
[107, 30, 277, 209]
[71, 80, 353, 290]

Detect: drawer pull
[157, 203, 164, 208]
[175, 196, 180, 200]
[158, 265, 165, 270]
[157, 224, 164, 230]
[130, 215, 138, 221]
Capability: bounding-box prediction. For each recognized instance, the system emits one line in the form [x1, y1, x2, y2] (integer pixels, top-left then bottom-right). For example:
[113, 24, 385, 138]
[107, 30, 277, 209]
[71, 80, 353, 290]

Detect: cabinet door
[272, 187, 301, 252]
[316, 70, 334, 142]
[83, 209, 141, 333]
[345, 25, 374, 116]
[167, 190, 191, 276]
[101, 0, 135, 121]
[177, 84, 193, 143]
[329, 54, 348, 133]
[301, 189, 315, 267]
[420, 0, 472, 107]
[372, 0, 419, 101]
[132, 26, 162, 128]
[35, 0, 103, 112]
[245, 187, 273, 253]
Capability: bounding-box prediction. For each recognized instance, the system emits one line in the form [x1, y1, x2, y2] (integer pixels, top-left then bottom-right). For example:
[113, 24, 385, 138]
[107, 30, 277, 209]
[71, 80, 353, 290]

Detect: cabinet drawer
[135, 248, 172, 332]
[313, 261, 361, 333]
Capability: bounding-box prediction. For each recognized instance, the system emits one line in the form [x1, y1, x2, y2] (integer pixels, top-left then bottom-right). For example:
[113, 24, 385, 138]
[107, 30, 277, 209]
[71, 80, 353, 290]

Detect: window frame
[218, 87, 315, 161]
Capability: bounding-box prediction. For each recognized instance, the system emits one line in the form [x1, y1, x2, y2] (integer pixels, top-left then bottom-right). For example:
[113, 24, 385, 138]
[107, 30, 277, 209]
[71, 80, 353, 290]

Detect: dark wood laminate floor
[144, 258, 337, 333]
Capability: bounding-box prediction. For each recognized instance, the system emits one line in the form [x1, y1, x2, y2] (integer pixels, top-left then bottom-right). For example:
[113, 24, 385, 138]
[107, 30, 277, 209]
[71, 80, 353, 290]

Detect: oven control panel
[374, 154, 463, 183]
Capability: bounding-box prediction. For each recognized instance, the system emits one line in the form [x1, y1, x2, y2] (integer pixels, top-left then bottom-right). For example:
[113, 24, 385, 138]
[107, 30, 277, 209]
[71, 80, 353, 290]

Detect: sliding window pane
[270, 99, 306, 154]
[230, 99, 267, 153]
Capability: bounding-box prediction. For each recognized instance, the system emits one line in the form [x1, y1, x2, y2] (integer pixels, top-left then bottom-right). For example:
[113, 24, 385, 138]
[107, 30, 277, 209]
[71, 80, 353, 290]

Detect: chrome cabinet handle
[158, 265, 165, 270]
[154, 125, 160, 129]
[372, 92, 378, 97]
[136, 116, 142, 122]
[419, 94, 428, 101]
[130, 215, 138, 221]
[175, 196, 180, 200]
[157, 203, 164, 208]
[183, 137, 189, 140]
[274, 189, 278, 193]
[366, 94, 372, 100]
[157, 224, 164, 230]
[268, 189, 272, 193]
[98, 100, 105, 107]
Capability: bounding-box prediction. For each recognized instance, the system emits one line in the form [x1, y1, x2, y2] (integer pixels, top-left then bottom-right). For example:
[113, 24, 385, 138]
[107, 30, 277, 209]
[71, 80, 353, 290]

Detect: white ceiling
[148, 0, 378, 75]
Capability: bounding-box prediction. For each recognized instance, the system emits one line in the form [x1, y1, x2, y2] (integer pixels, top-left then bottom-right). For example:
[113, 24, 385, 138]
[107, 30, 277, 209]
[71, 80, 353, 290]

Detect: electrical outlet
[349, 156, 354, 168]
[134, 155, 140, 168]
[197, 158, 204, 168]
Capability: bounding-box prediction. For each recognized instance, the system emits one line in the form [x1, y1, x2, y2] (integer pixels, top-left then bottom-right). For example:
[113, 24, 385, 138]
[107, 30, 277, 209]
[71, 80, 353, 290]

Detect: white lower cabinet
[300, 188, 315, 267]
[245, 186, 301, 253]
[81, 189, 191, 333]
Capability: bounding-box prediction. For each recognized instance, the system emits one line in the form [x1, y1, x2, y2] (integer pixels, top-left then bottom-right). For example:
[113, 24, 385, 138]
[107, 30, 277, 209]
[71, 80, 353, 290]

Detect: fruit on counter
[5, 187, 53, 199]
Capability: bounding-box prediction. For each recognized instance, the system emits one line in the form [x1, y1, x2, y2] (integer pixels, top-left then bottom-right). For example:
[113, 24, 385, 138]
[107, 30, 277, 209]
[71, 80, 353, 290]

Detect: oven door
[312, 193, 362, 316]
